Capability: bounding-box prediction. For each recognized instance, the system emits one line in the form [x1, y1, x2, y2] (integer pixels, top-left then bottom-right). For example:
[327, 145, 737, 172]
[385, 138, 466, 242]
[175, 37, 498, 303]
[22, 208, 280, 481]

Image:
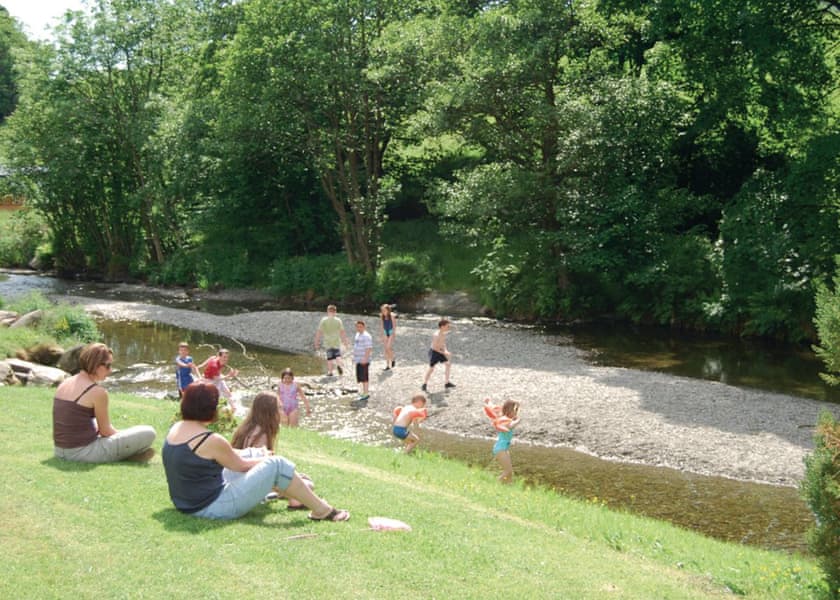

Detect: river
[0, 270, 820, 553]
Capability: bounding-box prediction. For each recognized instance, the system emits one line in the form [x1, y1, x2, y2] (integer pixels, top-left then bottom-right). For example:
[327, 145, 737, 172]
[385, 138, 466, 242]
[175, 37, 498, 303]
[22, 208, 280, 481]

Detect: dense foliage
[802, 411, 840, 599]
[0, 0, 837, 340]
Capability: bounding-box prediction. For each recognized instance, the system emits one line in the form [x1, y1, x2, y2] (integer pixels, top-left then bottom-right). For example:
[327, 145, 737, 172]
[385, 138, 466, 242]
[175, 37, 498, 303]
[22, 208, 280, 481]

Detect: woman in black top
[162, 382, 349, 521]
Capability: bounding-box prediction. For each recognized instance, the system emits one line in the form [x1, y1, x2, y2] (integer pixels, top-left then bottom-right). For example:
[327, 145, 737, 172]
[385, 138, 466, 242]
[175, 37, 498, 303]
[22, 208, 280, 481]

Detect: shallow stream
[0, 271, 820, 553]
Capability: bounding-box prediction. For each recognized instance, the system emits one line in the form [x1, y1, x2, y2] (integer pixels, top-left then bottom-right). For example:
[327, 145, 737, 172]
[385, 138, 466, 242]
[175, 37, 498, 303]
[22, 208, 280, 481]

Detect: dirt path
[67, 295, 840, 487]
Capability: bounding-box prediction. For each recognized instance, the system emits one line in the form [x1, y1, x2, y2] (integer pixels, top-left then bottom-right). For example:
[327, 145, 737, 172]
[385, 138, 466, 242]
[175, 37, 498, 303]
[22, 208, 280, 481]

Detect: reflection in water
[561, 322, 840, 404]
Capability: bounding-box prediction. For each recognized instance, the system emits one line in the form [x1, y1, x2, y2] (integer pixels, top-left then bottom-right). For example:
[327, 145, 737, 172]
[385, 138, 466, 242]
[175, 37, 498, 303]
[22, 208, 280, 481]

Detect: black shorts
[355, 362, 369, 383]
[429, 350, 448, 366]
[326, 348, 341, 360]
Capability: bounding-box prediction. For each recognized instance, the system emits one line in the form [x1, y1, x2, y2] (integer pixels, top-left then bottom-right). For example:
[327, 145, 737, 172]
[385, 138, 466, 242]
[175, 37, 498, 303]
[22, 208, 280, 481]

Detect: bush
[814, 266, 840, 386]
[5, 292, 100, 346]
[375, 254, 431, 303]
[269, 254, 374, 302]
[0, 208, 50, 268]
[801, 411, 840, 599]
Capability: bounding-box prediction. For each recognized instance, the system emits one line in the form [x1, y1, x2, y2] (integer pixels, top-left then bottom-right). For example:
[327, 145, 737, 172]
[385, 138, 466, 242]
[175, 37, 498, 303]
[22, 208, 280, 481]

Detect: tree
[219, 0, 427, 274]
[0, 6, 24, 122]
[2, 0, 197, 277]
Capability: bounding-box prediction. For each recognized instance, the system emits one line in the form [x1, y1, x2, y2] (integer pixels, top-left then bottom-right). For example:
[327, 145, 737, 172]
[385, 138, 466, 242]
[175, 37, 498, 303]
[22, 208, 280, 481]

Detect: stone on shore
[4, 358, 67, 386]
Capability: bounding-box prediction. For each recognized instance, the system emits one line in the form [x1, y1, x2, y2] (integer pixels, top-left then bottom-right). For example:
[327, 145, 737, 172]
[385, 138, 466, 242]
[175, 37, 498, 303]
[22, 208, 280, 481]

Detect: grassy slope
[0, 387, 823, 599]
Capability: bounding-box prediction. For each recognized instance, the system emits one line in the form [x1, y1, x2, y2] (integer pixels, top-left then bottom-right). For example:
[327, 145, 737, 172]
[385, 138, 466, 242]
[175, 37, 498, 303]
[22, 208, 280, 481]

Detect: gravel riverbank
[66, 295, 840, 487]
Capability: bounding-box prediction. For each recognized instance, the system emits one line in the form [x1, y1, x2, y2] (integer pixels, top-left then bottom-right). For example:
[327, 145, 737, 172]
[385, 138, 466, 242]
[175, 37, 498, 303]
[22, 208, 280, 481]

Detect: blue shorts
[429, 350, 448, 366]
[326, 348, 341, 360]
[393, 426, 409, 440]
[384, 328, 394, 337]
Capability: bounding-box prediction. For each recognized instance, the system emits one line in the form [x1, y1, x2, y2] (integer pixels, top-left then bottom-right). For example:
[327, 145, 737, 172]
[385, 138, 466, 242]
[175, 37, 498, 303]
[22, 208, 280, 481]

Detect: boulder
[9, 309, 44, 329]
[0, 310, 18, 326]
[5, 358, 67, 386]
[25, 342, 65, 367]
[0, 361, 20, 385]
[58, 344, 85, 374]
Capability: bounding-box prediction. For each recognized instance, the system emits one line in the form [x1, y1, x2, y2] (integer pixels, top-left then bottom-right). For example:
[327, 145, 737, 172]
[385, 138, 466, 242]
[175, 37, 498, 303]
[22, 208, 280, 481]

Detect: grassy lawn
[1, 387, 825, 599]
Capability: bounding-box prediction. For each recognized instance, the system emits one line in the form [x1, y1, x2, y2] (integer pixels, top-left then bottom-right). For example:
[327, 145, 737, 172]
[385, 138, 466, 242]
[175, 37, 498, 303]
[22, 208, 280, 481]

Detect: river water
[0, 271, 819, 553]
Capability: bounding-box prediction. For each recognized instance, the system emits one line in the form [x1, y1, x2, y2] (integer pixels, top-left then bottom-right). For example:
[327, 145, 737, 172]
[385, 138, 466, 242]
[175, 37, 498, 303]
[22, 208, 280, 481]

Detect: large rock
[9, 309, 43, 329]
[4, 358, 67, 386]
[0, 310, 18, 326]
[0, 361, 20, 385]
[25, 343, 65, 366]
[57, 344, 85, 374]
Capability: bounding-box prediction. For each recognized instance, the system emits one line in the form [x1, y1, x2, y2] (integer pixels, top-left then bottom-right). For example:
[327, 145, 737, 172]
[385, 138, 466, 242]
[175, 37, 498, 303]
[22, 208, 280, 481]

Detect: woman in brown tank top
[52, 343, 156, 463]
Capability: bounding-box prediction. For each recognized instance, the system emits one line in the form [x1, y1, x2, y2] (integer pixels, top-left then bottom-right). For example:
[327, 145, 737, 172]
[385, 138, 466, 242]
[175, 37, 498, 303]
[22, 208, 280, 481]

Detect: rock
[4, 358, 67, 386]
[0, 310, 18, 326]
[0, 361, 20, 385]
[57, 344, 85, 374]
[25, 343, 65, 366]
[9, 309, 44, 329]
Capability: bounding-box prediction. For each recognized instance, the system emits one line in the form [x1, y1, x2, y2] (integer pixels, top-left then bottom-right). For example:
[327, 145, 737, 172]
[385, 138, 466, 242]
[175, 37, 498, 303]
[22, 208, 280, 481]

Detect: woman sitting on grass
[162, 382, 349, 522]
[53, 342, 156, 463]
[228, 390, 314, 510]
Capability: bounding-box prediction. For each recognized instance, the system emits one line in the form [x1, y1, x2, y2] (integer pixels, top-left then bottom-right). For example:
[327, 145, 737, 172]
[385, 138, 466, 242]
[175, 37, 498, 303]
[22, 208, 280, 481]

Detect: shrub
[375, 254, 431, 303]
[0, 208, 50, 268]
[801, 411, 840, 599]
[40, 304, 100, 344]
[5, 292, 100, 346]
[269, 255, 374, 302]
[814, 267, 840, 386]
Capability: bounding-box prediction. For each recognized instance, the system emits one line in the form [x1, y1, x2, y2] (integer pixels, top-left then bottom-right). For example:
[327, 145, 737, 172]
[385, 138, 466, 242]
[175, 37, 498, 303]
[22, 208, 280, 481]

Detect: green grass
[1, 387, 826, 599]
[382, 218, 482, 294]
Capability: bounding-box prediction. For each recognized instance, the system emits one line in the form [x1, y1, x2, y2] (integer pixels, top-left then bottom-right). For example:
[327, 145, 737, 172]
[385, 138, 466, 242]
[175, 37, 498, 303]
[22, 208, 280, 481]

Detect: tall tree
[2, 0, 195, 277]
[220, 0, 425, 273]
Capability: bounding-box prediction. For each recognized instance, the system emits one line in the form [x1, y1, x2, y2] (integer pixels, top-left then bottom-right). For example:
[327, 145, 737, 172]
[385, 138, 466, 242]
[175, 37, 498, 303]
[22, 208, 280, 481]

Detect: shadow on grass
[40, 448, 156, 471]
[151, 503, 311, 533]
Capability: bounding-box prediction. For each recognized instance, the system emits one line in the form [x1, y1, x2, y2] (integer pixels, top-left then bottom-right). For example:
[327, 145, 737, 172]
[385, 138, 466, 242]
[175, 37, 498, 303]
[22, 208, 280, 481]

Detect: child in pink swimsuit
[277, 368, 310, 427]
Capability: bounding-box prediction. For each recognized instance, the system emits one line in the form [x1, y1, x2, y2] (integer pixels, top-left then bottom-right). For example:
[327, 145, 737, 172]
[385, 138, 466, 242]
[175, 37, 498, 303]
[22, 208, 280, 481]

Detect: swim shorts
[429, 350, 448, 366]
[392, 426, 409, 440]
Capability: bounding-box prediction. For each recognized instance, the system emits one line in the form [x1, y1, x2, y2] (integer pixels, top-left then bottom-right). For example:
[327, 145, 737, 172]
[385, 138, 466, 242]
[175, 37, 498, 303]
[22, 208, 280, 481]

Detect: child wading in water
[483, 398, 521, 483]
[174, 342, 199, 399]
[277, 368, 310, 427]
[197, 348, 240, 409]
[229, 391, 314, 510]
[392, 394, 428, 453]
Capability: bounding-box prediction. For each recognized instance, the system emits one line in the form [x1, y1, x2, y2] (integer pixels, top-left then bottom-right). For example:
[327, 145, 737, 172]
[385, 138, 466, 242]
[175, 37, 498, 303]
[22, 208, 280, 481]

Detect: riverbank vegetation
[0, 386, 825, 599]
[0, 292, 99, 358]
[0, 2, 836, 342]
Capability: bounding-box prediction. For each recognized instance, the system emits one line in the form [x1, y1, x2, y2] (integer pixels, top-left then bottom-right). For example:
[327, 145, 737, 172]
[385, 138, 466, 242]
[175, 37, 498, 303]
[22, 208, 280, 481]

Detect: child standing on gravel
[483, 398, 521, 483]
[352, 320, 373, 400]
[392, 394, 428, 453]
[422, 318, 454, 392]
[314, 304, 350, 377]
